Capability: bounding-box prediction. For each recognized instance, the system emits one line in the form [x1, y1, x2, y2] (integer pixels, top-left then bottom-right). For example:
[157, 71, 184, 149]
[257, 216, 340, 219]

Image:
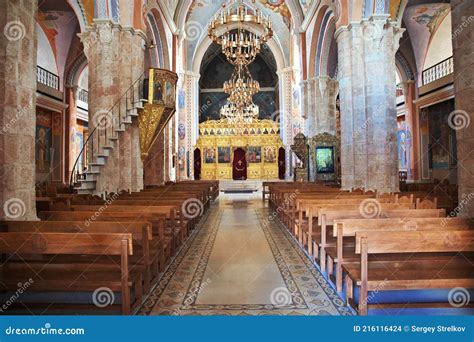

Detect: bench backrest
[0, 232, 133, 255]
[325, 208, 445, 228]
[355, 230, 474, 254]
[0, 221, 152, 241]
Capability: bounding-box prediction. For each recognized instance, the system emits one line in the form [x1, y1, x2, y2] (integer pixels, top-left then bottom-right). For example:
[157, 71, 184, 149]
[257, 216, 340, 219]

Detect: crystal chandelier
[223, 64, 260, 108]
[220, 102, 259, 124]
[208, 0, 273, 66]
[221, 30, 260, 66]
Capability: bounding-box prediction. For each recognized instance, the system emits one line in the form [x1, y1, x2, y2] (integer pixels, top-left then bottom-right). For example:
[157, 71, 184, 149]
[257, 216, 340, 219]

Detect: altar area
[194, 118, 285, 180]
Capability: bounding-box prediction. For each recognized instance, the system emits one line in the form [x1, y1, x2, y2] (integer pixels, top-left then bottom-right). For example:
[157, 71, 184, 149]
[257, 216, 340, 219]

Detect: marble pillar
[451, 0, 474, 217]
[0, 0, 38, 220]
[336, 16, 403, 193]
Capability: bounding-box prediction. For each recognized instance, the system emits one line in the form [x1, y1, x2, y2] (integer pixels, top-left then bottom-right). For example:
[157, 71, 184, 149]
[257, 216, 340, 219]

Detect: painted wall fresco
[427, 99, 456, 171]
[403, 4, 451, 77]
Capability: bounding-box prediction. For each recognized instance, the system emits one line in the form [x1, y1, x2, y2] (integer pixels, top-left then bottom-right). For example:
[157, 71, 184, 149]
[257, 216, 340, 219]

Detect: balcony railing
[422, 56, 453, 86]
[78, 88, 88, 103]
[36, 66, 60, 90]
[396, 83, 403, 97]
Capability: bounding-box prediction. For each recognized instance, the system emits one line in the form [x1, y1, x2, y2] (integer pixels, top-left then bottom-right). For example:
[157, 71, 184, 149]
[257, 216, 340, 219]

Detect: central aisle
[139, 192, 352, 316]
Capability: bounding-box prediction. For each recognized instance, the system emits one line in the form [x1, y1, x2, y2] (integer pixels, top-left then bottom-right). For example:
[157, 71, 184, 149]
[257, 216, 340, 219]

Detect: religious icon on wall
[178, 123, 186, 140]
[36, 126, 52, 172]
[204, 147, 216, 163]
[316, 147, 335, 173]
[218, 147, 231, 163]
[153, 82, 163, 102]
[178, 90, 186, 109]
[397, 130, 407, 170]
[264, 146, 276, 163]
[165, 81, 174, 104]
[247, 146, 262, 163]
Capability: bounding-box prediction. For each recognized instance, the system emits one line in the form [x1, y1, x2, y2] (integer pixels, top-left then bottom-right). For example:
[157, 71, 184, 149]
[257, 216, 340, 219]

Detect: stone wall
[451, 0, 474, 217]
[0, 0, 38, 220]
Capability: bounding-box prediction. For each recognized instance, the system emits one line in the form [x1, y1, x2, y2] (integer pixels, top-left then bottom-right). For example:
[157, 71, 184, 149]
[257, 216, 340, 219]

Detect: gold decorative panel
[195, 118, 283, 180]
[138, 68, 178, 160]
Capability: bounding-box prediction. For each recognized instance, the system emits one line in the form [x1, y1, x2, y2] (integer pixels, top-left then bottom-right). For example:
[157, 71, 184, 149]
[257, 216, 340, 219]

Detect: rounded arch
[36, 23, 58, 76]
[191, 22, 287, 74]
[395, 51, 415, 81]
[175, 0, 304, 34]
[67, 0, 88, 32]
[65, 54, 88, 87]
[145, 7, 171, 69]
[308, 6, 337, 78]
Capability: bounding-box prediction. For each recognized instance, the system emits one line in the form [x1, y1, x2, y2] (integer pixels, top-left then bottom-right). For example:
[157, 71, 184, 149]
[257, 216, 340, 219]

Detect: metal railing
[69, 72, 148, 189]
[37, 66, 60, 90]
[78, 88, 88, 103]
[422, 56, 453, 86]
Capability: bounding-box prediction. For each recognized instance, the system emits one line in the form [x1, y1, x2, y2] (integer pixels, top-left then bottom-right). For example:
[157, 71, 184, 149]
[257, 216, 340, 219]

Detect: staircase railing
[69, 72, 148, 189]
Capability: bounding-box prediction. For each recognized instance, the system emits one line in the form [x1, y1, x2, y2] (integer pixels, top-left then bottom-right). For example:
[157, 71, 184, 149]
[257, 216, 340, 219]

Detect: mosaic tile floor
[138, 194, 353, 316]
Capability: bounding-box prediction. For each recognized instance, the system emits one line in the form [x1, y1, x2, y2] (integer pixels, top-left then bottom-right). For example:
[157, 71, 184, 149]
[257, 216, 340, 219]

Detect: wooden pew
[329, 215, 466, 292]
[0, 232, 140, 315]
[0, 220, 156, 294]
[346, 230, 474, 315]
[315, 208, 444, 273]
[38, 211, 171, 270]
[299, 202, 409, 255]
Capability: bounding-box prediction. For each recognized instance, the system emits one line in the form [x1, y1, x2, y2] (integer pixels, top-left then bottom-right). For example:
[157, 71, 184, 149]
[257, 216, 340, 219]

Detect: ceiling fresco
[403, 3, 451, 74]
[185, 0, 291, 70]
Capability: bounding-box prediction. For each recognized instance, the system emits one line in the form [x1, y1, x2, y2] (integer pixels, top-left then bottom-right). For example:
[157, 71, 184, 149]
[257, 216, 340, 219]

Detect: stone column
[65, 85, 78, 182]
[80, 21, 145, 193]
[305, 77, 338, 137]
[451, 0, 474, 217]
[177, 71, 199, 180]
[336, 16, 403, 193]
[278, 68, 293, 180]
[305, 77, 338, 181]
[401, 80, 418, 181]
[80, 20, 121, 192]
[0, 0, 38, 220]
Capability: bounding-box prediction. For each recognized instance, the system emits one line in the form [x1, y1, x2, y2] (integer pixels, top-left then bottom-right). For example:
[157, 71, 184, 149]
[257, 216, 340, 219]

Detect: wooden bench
[38, 210, 172, 270]
[0, 232, 140, 315]
[346, 230, 474, 315]
[0, 220, 157, 294]
[328, 215, 465, 292]
[298, 202, 410, 256]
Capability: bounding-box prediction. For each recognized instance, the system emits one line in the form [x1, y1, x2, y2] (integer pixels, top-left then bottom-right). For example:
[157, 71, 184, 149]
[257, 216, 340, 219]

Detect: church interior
[0, 0, 473, 316]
